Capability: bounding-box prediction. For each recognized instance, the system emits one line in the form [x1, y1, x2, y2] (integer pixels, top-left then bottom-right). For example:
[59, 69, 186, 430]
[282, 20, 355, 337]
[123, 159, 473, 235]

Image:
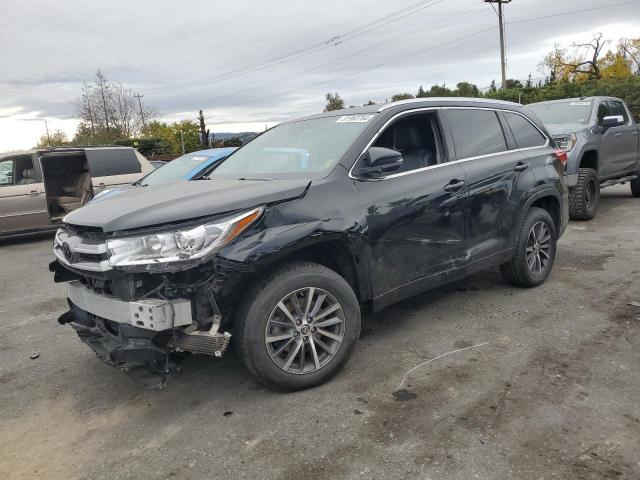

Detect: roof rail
[377, 96, 521, 111]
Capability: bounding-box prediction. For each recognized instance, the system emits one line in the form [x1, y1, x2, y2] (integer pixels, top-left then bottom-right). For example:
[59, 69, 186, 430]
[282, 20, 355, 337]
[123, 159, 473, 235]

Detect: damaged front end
[49, 208, 263, 384]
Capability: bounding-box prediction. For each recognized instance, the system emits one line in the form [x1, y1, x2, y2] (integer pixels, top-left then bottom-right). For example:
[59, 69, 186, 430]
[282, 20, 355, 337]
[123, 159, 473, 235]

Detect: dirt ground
[1, 184, 639, 480]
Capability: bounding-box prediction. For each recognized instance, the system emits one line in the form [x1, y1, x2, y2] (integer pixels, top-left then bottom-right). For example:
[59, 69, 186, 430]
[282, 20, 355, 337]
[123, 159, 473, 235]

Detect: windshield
[141, 150, 233, 186]
[208, 114, 375, 180]
[528, 101, 593, 125]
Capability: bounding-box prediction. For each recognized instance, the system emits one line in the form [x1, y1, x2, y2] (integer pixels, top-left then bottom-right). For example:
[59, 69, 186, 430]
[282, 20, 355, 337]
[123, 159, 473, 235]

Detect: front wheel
[235, 262, 361, 392]
[500, 207, 557, 288]
[569, 167, 600, 220]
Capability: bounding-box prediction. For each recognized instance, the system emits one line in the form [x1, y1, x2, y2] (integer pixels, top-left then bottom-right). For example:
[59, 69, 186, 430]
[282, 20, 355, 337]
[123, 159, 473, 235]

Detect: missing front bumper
[61, 300, 173, 374]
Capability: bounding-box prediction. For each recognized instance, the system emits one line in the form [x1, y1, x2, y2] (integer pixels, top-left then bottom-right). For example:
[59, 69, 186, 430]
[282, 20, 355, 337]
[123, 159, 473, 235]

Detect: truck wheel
[569, 168, 600, 220]
[500, 207, 557, 288]
[235, 262, 361, 392]
[631, 176, 640, 198]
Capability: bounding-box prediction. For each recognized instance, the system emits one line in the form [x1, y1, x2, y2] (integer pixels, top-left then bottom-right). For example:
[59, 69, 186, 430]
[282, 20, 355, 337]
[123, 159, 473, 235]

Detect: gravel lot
[1, 184, 640, 480]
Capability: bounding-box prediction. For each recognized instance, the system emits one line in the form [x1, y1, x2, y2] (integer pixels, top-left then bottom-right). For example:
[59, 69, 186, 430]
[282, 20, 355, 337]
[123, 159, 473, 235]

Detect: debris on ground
[29, 352, 39, 360]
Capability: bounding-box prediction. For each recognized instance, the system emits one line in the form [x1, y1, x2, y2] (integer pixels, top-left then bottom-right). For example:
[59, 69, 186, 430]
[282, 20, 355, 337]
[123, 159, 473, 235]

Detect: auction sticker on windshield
[336, 114, 375, 123]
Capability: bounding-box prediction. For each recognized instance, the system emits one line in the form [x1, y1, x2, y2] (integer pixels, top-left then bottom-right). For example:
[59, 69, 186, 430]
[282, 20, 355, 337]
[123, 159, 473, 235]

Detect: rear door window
[503, 112, 547, 149]
[444, 109, 507, 159]
[85, 149, 141, 177]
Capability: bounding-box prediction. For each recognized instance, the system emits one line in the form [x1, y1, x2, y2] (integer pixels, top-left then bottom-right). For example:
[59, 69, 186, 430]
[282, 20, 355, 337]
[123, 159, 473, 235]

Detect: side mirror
[599, 115, 625, 130]
[354, 147, 403, 178]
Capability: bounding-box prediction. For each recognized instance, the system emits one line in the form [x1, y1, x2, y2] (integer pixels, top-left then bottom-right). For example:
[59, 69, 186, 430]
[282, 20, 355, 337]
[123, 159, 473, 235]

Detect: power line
[145, 0, 447, 95]
[191, 5, 487, 112]
[161, 0, 639, 119]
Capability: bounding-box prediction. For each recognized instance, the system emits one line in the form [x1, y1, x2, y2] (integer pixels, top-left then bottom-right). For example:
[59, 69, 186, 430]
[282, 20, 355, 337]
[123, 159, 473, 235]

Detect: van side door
[442, 108, 537, 264]
[85, 149, 148, 191]
[0, 154, 49, 234]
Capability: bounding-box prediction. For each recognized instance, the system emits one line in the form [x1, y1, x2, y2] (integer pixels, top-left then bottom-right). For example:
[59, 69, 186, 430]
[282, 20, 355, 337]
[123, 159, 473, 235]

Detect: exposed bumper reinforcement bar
[67, 280, 193, 332]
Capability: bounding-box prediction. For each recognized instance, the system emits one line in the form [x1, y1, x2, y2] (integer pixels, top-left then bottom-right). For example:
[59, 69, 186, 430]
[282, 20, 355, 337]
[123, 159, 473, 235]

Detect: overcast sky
[1, 0, 639, 151]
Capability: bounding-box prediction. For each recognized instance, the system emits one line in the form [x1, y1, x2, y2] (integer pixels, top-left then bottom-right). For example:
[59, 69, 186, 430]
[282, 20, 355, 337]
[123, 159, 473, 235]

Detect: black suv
[50, 98, 568, 391]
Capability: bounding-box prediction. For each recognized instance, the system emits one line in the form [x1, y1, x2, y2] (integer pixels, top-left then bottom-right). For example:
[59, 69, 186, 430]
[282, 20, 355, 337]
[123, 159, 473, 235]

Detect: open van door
[39, 150, 94, 224]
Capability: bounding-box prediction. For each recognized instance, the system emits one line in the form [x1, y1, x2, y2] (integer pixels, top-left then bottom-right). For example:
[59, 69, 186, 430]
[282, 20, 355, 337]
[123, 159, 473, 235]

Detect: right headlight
[553, 134, 577, 152]
[106, 207, 263, 268]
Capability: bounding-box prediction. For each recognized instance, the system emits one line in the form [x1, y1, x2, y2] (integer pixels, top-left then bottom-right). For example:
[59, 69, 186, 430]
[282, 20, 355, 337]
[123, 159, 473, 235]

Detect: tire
[631, 176, 640, 198]
[500, 207, 557, 288]
[569, 167, 600, 221]
[234, 261, 361, 392]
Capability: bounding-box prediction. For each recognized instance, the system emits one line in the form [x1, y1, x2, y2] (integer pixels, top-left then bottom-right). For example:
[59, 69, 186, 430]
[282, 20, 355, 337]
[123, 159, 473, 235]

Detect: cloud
[1, 0, 639, 151]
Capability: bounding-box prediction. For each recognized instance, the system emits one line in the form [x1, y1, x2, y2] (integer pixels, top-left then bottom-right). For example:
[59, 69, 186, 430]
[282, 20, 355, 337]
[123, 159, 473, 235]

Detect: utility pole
[485, 0, 511, 89]
[134, 93, 146, 130]
[83, 81, 96, 136]
[43, 119, 50, 143]
[198, 110, 208, 148]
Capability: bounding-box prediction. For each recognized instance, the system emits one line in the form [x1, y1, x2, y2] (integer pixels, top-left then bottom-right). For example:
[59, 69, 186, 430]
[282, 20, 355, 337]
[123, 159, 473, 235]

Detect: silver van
[0, 146, 153, 237]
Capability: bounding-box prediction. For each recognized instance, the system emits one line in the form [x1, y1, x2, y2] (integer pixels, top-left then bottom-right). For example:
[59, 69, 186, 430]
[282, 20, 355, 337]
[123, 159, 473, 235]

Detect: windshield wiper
[236, 177, 274, 181]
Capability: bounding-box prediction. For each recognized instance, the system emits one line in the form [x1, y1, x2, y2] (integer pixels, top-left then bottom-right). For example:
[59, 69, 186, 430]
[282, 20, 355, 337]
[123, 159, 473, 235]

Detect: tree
[504, 79, 523, 89]
[222, 137, 243, 147]
[324, 92, 345, 111]
[36, 130, 68, 148]
[488, 80, 498, 93]
[74, 70, 155, 142]
[391, 93, 414, 101]
[620, 37, 640, 74]
[455, 82, 480, 97]
[198, 110, 209, 148]
[416, 85, 427, 97]
[363, 100, 376, 106]
[427, 84, 452, 97]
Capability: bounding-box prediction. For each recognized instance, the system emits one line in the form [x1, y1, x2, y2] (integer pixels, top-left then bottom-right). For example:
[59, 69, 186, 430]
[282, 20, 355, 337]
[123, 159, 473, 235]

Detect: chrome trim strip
[349, 106, 552, 181]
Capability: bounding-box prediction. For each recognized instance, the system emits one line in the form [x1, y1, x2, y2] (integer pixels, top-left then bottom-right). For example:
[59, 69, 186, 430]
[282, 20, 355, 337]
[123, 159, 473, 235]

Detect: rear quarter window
[444, 109, 507, 159]
[503, 112, 547, 149]
[86, 149, 142, 177]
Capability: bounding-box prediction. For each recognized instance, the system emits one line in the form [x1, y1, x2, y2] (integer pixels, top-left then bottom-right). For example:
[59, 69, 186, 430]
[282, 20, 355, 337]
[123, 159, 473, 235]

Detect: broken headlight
[553, 134, 577, 152]
[106, 207, 263, 267]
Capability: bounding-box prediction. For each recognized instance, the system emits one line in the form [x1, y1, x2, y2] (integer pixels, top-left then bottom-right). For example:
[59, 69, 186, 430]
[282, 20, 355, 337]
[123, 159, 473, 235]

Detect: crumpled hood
[64, 178, 310, 232]
[546, 123, 587, 136]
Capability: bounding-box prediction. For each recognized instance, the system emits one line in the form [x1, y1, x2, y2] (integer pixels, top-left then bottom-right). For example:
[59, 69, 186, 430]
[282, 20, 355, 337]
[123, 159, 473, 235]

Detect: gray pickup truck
[528, 97, 640, 220]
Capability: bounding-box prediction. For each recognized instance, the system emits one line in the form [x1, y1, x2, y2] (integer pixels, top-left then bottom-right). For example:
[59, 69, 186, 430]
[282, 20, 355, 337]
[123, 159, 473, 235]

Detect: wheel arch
[510, 189, 562, 250]
[579, 149, 599, 173]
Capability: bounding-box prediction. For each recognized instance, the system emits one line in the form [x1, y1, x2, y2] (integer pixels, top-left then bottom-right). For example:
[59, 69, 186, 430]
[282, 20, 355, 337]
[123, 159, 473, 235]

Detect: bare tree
[74, 70, 156, 140]
[563, 33, 607, 79]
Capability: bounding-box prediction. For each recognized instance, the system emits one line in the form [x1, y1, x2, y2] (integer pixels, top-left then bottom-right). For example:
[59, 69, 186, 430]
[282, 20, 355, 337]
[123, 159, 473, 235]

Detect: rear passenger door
[442, 108, 537, 264]
[85, 149, 144, 191]
[602, 100, 638, 175]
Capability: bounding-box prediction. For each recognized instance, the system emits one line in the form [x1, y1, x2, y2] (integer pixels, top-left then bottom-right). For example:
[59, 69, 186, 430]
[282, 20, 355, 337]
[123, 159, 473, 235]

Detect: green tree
[454, 82, 480, 97]
[36, 130, 69, 148]
[416, 85, 427, 97]
[427, 84, 452, 97]
[391, 93, 414, 101]
[222, 137, 243, 147]
[324, 92, 345, 111]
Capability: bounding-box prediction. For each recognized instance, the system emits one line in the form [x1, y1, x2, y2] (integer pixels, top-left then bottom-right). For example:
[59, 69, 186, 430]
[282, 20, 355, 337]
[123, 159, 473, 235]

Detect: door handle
[615, 133, 622, 137]
[514, 162, 529, 172]
[444, 179, 465, 192]
[28, 190, 40, 196]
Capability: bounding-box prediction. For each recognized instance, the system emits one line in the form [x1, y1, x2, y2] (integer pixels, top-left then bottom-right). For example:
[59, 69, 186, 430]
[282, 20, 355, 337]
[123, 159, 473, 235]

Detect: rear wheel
[500, 207, 557, 288]
[235, 262, 361, 391]
[631, 175, 640, 198]
[569, 167, 600, 220]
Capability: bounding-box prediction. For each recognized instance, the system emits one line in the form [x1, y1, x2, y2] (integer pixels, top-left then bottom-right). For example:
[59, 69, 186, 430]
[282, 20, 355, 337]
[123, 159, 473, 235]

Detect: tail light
[554, 149, 568, 166]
